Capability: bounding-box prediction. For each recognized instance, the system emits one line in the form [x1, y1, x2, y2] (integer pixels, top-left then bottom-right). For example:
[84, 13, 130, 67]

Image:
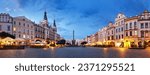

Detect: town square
[0, 0, 150, 58]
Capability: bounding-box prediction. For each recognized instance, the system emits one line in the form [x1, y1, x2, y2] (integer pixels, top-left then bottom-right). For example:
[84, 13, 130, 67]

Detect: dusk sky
[0, 0, 149, 39]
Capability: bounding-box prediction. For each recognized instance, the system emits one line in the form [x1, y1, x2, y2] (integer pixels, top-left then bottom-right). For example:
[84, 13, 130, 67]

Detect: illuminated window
[135, 31, 137, 35]
[145, 31, 148, 37]
[13, 27, 16, 31]
[23, 35, 25, 38]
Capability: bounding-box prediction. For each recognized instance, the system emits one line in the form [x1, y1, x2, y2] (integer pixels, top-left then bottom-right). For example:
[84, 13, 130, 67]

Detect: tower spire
[53, 19, 56, 27]
[44, 11, 48, 20]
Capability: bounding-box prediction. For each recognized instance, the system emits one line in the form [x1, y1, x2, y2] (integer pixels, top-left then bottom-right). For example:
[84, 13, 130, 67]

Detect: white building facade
[0, 11, 61, 45]
[0, 13, 13, 34]
[85, 10, 150, 48]
[13, 16, 35, 40]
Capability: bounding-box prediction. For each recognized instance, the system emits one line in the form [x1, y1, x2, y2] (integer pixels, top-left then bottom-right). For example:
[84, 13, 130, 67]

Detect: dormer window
[23, 19, 25, 21]
[141, 16, 144, 19]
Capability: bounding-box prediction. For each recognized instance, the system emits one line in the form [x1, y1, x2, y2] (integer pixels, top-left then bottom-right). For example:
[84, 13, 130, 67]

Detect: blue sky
[0, 0, 149, 39]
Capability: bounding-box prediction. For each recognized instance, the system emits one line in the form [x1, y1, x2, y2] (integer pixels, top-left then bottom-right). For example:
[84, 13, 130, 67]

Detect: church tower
[53, 19, 57, 32]
[42, 11, 49, 27]
[44, 11, 48, 20]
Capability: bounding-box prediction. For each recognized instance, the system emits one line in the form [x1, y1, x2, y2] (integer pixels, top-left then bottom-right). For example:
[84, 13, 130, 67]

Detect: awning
[15, 38, 25, 41]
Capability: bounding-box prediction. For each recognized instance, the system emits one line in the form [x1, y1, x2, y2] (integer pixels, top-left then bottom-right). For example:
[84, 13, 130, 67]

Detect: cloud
[1, 0, 150, 39]
[5, 7, 11, 12]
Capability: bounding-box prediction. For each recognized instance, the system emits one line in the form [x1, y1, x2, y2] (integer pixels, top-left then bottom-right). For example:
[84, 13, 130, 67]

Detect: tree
[56, 39, 66, 45]
[81, 41, 87, 45]
[66, 42, 71, 45]
[0, 32, 15, 39]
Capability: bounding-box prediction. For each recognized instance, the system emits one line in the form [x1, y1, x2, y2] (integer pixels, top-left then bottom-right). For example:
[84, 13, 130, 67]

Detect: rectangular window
[28, 30, 29, 34]
[122, 34, 123, 38]
[145, 31, 148, 37]
[108, 37, 110, 40]
[19, 34, 20, 38]
[121, 27, 123, 31]
[24, 29, 25, 33]
[119, 35, 120, 39]
[19, 22, 21, 25]
[126, 24, 128, 30]
[0, 25, 1, 30]
[130, 22, 132, 29]
[121, 21, 124, 25]
[141, 23, 144, 29]
[126, 32, 128, 36]
[7, 25, 10, 31]
[134, 22, 137, 29]
[112, 36, 114, 40]
[145, 23, 148, 28]
[135, 31, 137, 36]
[0, 25, 2, 30]
[118, 22, 120, 25]
[130, 31, 132, 36]
[141, 31, 144, 38]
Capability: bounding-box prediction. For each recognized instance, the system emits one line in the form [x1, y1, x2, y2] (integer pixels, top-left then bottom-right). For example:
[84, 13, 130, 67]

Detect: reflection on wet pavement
[0, 47, 150, 58]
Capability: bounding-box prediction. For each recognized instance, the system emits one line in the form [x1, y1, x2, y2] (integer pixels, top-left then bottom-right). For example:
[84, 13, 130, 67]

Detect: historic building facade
[13, 16, 35, 40]
[85, 10, 150, 48]
[31, 11, 60, 44]
[0, 11, 61, 45]
[106, 22, 115, 46]
[0, 13, 13, 34]
[124, 16, 139, 48]
[114, 13, 126, 47]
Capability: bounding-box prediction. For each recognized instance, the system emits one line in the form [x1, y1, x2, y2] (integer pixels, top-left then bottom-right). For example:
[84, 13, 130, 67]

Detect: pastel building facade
[13, 16, 35, 40]
[85, 10, 150, 48]
[0, 11, 61, 44]
[0, 13, 13, 34]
